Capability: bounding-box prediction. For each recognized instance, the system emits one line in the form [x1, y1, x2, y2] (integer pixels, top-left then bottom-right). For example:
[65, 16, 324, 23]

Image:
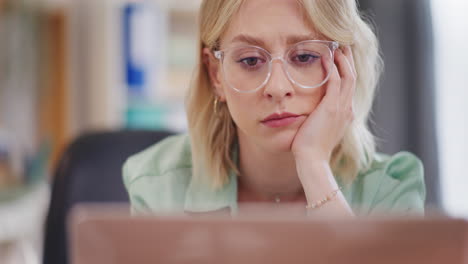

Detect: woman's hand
[291, 46, 357, 163]
[290, 46, 357, 216]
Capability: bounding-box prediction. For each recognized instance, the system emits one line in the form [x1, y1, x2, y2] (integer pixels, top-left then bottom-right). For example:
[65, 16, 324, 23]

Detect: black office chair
[42, 130, 174, 264]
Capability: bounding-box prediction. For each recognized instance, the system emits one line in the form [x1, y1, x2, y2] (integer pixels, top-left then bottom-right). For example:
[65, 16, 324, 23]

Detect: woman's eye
[292, 53, 320, 64]
[239, 57, 260, 66]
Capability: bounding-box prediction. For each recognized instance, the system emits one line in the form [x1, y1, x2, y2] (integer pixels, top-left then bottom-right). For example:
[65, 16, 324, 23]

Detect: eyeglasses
[214, 40, 339, 93]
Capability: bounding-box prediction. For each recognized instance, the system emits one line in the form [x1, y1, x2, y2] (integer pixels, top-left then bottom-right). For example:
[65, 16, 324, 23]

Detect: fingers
[334, 47, 356, 118]
[322, 59, 341, 112]
[342, 46, 357, 76]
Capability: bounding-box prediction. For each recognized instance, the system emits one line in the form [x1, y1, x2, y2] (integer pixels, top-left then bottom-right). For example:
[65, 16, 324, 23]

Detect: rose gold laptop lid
[69, 204, 468, 264]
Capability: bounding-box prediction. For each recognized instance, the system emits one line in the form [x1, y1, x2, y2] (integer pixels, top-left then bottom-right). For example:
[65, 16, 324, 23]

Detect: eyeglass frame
[213, 40, 340, 93]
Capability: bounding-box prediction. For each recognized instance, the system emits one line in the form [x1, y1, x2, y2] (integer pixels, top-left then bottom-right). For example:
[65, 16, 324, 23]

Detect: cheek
[224, 92, 257, 129]
[300, 86, 326, 112]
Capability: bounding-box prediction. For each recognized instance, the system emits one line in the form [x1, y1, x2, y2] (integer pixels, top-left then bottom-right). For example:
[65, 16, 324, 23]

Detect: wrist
[293, 150, 330, 164]
[305, 186, 343, 210]
[291, 142, 331, 159]
[295, 159, 338, 189]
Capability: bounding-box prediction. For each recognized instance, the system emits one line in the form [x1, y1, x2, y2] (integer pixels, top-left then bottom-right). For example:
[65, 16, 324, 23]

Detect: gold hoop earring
[214, 97, 222, 116]
[214, 97, 219, 115]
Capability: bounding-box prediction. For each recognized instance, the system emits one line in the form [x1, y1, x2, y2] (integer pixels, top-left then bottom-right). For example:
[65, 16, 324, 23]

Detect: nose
[263, 59, 295, 101]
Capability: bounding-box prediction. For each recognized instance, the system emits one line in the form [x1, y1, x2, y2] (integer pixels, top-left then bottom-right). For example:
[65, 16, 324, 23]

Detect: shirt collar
[183, 143, 239, 214]
[183, 170, 238, 214]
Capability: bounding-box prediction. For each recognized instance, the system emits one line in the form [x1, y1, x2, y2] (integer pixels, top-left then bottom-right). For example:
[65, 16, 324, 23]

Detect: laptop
[68, 204, 468, 264]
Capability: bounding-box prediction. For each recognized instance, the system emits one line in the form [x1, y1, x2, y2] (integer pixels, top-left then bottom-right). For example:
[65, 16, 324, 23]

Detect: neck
[236, 134, 305, 203]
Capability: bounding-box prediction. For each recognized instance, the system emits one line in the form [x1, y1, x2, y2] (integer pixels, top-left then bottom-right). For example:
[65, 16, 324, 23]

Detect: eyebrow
[229, 33, 318, 47]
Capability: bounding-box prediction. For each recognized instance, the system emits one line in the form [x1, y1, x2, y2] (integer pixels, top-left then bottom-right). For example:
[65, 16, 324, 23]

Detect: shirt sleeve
[366, 152, 426, 216]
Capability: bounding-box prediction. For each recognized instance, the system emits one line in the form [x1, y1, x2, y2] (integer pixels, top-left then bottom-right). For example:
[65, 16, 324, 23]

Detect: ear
[202, 47, 226, 101]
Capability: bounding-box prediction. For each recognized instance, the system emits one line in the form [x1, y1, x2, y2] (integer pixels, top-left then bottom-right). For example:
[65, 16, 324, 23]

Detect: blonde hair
[186, 0, 383, 189]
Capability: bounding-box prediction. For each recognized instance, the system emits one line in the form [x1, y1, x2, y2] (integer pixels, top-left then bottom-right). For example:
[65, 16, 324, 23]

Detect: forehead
[221, 0, 317, 50]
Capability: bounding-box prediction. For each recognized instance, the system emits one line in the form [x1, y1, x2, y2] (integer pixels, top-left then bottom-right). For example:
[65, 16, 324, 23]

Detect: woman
[123, 0, 425, 216]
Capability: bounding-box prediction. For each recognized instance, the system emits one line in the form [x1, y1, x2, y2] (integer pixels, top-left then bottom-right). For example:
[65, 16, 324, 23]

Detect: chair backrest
[43, 130, 174, 264]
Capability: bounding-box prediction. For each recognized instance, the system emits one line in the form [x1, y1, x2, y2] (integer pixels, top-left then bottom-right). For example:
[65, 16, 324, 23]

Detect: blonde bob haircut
[186, 0, 383, 189]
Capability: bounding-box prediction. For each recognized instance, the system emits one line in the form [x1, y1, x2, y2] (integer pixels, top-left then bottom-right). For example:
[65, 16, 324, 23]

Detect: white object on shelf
[0, 183, 50, 264]
[68, 0, 128, 134]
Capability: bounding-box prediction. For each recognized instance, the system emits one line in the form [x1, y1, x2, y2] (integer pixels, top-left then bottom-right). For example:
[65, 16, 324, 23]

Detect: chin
[263, 129, 297, 153]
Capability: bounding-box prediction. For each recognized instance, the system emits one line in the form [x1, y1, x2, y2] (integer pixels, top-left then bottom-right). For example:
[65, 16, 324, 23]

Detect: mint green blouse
[123, 134, 426, 216]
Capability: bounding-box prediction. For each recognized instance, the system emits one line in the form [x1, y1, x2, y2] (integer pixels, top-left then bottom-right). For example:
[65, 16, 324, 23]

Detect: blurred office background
[0, 0, 467, 263]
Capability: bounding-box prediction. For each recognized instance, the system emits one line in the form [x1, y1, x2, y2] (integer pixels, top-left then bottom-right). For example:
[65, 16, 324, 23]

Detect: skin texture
[203, 0, 356, 216]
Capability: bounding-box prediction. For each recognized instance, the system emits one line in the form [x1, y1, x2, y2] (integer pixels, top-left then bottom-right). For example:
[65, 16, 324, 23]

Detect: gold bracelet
[305, 187, 343, 209]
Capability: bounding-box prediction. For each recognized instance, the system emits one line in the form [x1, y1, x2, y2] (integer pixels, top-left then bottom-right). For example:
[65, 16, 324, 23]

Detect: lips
[262, 112, 299, 122]
[261, 112, 302, 128]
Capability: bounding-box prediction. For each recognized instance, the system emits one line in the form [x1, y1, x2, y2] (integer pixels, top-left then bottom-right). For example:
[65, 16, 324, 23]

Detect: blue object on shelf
[123, 3, 146, 95]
